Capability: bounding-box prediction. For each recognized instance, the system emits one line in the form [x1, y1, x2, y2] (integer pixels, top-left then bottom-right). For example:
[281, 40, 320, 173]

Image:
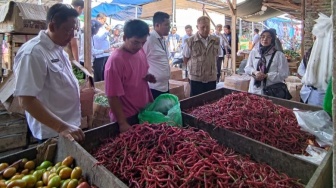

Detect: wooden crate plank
[306, 150, 332, 188]
[180, 88, 322, 111]
[0, 147, 37, 163]
[55, 136, 128, 188]
[0, 123, 27, 136]
[12, 35, 35, 43]
[0, 134, 26, 152]
[182, 113, 317, 184]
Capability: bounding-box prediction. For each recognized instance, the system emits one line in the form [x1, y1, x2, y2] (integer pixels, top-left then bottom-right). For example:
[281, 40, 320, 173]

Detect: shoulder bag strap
[263, 50, 277, 87]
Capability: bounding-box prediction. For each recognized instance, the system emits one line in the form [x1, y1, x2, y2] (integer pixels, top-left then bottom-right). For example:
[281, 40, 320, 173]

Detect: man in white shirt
[251, 28, 260, 50]
[214, 24, 224, 82]
[143, 12, 171, 99]
[13, 3, 85, 142]
[93, 13, 111, 82]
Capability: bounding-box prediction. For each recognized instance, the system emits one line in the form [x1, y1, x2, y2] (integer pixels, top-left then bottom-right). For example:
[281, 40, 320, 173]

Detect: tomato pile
[0, 156, 92, 188]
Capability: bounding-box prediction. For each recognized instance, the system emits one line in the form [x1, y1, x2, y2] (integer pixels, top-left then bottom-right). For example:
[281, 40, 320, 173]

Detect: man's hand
[226, 54, 231, 58]
[104, 49, 111, 53]
[105, 24, 111, 31]
[119, 121, 132, 133]
[143, 74, 157, 83]
[253, 71, 267, 81]
[58, 123, 85, 142]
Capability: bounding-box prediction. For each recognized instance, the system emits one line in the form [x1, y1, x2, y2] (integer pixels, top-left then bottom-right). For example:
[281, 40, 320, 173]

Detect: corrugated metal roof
[188, 0, 302, 22]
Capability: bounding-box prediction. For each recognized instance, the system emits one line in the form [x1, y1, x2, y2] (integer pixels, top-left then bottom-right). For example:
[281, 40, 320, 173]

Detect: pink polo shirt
[104, 48, 153, 121]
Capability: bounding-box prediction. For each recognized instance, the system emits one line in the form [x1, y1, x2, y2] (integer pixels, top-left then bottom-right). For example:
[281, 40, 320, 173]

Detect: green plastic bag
[323, 78, 332, 116]
[138, 94, 182, 127]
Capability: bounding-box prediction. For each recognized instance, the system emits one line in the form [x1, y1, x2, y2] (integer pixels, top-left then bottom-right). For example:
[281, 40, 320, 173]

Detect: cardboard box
[287, 82, 303, 102]
[0, 2, 48, 34]
[80, 116, 88, 129]
[169, 79, 190, 99]
[170, 67, 183, 80]
[0, 73, 25, 114]
[94, 81, 105, 93]
[169, 82, 184, 100]
[224, 74, 251, 92]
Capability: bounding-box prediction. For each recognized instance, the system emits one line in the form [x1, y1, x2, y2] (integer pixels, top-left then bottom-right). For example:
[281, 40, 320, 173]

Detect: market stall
[0, 0, 333, 186]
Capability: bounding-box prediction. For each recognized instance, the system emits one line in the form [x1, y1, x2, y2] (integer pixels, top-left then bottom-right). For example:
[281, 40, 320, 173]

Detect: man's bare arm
[107, 96, 131, 133]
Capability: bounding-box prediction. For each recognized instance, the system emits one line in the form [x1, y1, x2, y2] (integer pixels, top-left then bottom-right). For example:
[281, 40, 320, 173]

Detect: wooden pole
[230, 0, 237, 74]
[84, 0, 92, 76]
[225, 0, 234, 15]
[301, 0, 305, 57]
[172, 0, 176, 26]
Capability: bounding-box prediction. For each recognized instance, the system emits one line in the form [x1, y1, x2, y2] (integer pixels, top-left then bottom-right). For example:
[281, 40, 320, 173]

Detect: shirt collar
[152, 30, 164, 39]
[195, 32, 209, 41]
[39, 30, 64, 51]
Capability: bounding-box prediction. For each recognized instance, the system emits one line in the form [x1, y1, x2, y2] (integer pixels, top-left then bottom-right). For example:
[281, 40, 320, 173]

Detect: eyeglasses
[260, 36, 272, 40]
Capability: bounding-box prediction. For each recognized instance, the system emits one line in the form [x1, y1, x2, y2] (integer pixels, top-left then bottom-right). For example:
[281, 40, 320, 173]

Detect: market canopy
[91, 0, 158, 20]
[111, 0, 157, 5]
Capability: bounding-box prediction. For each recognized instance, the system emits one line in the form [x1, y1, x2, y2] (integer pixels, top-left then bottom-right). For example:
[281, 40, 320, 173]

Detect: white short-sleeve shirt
[143, 30, 170, 92]
[13, 30, 81, 140]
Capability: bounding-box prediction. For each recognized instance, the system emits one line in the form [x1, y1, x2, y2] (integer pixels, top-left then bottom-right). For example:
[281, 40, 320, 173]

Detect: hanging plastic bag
[293, 109, 333, 146]
[138, 94, 182, 127]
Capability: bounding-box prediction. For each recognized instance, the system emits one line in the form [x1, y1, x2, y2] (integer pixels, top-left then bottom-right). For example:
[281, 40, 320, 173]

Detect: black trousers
[216, 57, 224, 82]
[93, 57, 108, 82]
[151, 89, 169, 100]
[190, 80, 216, 97]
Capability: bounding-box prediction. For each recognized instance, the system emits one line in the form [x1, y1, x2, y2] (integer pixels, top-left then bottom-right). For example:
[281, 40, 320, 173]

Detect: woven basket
[92, 101, 110, 128]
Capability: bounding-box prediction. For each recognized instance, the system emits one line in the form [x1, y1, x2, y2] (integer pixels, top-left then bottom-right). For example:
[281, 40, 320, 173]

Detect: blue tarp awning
[91, 0, 155, 20]
[112, 0, 155, 5]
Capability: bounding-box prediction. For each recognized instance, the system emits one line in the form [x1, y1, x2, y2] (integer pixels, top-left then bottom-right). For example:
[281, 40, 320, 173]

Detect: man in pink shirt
[105, 19, 156, 133]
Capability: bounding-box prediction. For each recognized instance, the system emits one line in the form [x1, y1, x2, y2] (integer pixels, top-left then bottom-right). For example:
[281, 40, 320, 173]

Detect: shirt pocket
[47, 60, 66, 88]
[191, 45, 201, 57]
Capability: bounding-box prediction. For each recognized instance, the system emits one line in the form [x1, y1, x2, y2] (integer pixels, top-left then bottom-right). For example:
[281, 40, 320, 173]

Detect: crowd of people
[11, 1, 331, 142]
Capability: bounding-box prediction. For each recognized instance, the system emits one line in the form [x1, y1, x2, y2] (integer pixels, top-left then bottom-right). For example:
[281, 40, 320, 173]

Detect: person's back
[251, 28, 260, 50]
[64, 0, 84, 62]
[92, 13, 111, 82]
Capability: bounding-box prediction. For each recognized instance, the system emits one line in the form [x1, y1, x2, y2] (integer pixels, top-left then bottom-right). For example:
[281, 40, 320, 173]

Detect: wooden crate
[0, 112, 27, 152]
[0, 136, 127, 188]
[1, 34, 36, 70]
[179, 88, 332, 187]
[0, 111, 330, 187]
[10, 35, 36, 69]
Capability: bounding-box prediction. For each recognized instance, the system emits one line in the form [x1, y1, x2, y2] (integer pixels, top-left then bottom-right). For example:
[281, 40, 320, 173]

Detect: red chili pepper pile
[93, 123, 303, 188]
[187, 92, 314, 154]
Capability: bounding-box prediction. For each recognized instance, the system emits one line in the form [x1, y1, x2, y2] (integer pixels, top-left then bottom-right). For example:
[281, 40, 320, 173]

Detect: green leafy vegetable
[94, 95, 110, 107]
